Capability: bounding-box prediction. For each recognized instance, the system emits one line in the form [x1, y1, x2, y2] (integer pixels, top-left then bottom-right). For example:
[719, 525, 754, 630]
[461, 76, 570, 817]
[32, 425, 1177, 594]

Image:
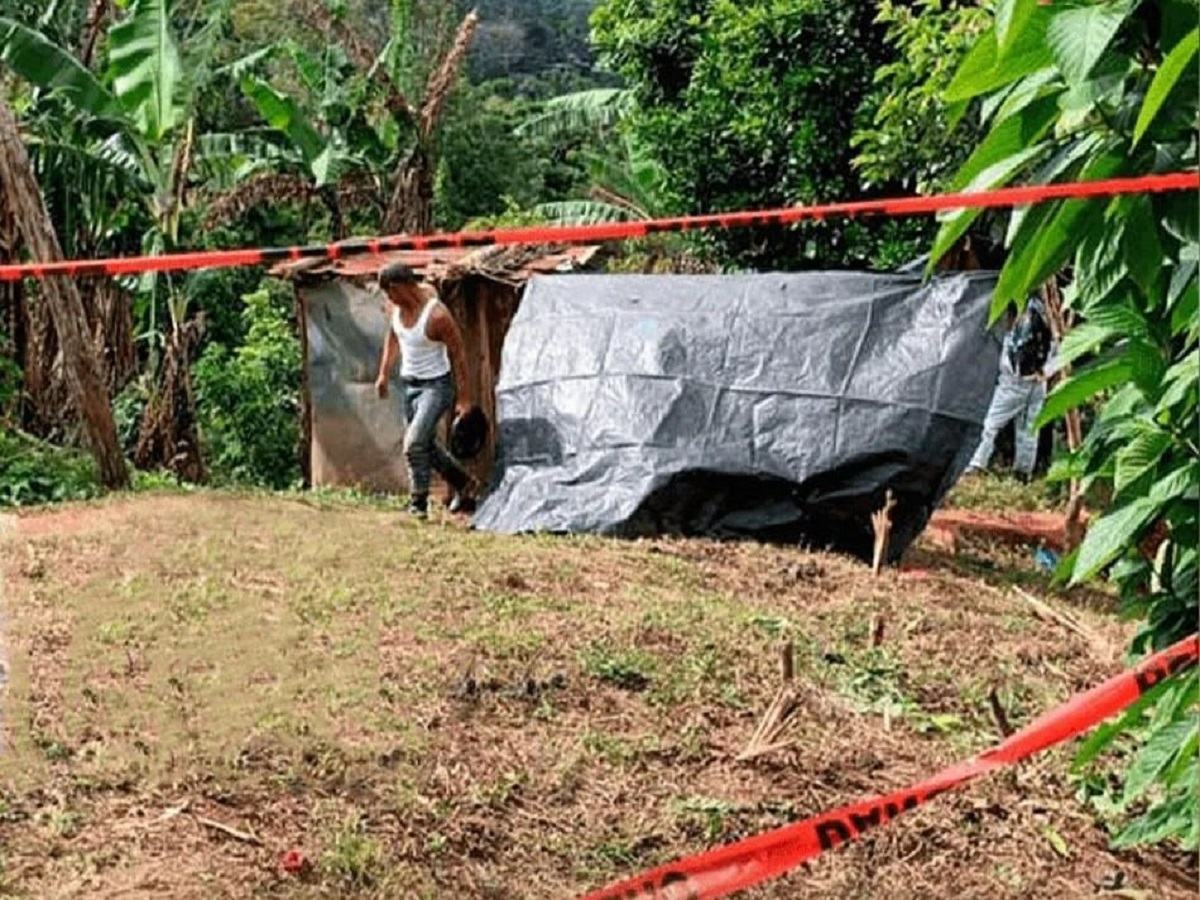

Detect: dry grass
[0, 492, 1194, 899]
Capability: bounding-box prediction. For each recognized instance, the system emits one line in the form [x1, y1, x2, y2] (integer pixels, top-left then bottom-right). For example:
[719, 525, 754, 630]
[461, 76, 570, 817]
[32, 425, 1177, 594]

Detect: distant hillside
[465, 0, 608, 83]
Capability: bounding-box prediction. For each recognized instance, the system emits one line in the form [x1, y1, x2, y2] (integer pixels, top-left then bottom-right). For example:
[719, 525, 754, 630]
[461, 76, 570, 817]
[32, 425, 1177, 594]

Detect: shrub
[192, 282, 302, 489]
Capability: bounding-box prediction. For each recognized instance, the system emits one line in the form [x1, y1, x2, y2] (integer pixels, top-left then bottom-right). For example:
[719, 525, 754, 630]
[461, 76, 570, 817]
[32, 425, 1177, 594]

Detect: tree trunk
[382, 143, 435, 236]
[134, 317, 205, 484]
[0, 97, 128, 488]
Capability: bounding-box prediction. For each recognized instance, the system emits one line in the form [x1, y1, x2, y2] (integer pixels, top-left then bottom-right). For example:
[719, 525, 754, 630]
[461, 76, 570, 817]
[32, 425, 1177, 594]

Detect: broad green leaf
[107, 0, 187, 142]
[952, 94, 1062, 192]
[1113, 793, 1198, 849]
[1038, 352, 1134, 427]
[1115, 428, 1172, 495]
[1168, 264, 1198, 336]
[993, 150, 1126, 306]
[1071, 496, 1157, 583]
[929, 95, 1065, 275]
[1059, 320, 1125, 367]
[1121, 195, 1167, 298]
[1160, 190, 1200, 245]
[993, 67, 1062, 124]
[1123, 718, 1197, 804]
[1046, 1, 1130, 85]
[928, 149, 1049, 274]
[945, 5, 1054, 102]
[996, 0, 1038, 58]
[1156, 354, 1200, 415]
[1134, 27, 1200, 146]
[1128, 338, 1168, 395]
[533, 200, 641, 225]
[309, 144, 338, 188]
[1151, 461, 1200, 506]
[0, 17, 119, 118]
[240, 76, 326, 168]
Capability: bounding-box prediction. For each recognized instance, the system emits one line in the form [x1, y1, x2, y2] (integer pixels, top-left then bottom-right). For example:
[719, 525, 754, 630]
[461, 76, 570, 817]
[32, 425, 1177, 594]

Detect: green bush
[935, 0, 1198, 851]
[0, 429, 101, 507]
[192, 282, 302, 490]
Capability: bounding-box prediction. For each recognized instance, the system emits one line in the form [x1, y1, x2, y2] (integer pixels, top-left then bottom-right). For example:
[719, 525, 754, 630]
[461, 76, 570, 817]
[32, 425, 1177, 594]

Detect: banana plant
[1, 0, 234, 342]
[232, 39, 389, 200]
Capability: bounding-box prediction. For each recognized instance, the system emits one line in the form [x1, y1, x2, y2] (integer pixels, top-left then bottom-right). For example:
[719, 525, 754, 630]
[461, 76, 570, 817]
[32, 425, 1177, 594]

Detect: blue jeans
[402, 374, 468, 496]
[968, 368, 1046, 477]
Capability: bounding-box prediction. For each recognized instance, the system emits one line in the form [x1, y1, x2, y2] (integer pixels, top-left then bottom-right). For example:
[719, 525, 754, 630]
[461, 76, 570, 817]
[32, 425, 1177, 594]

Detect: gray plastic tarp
[472, 271, 1001, 562]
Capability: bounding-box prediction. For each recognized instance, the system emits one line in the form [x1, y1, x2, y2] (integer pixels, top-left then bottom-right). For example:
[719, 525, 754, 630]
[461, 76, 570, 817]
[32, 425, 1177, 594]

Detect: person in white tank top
[375, 261, 475, 517]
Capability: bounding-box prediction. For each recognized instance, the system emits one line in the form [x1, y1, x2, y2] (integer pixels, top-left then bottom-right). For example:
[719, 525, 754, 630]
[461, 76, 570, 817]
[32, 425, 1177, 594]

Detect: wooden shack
[273, 244, 600, 495]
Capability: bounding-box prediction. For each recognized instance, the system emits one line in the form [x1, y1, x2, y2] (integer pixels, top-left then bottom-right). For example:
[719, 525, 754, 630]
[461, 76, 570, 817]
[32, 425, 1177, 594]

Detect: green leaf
[1122, 196, 1167, 298]
[1156, 355, 1200, 415]
[1161, 190, 1200, 246]
[1115, 428, 1172, 495]
[107, 0, 187, 142]
[1046, 1, 1130, 86]
[1168, 268, 1198, 337]
[1038, 352, 1134, 428]
[1134, 27, 1200, 146]
[993, 150, 1126, 307]
[997, 0, 1039, 58]
[0, 17, 119, 118]
[239, 76, 326, 169]
[945, 6, 1054, 102]
[1128, 339, 1168, 395]
[1151, 461, 1200, 507]
[534, 200, 642, 225]
[1123, 718, 1198, 804]
[1059, 321, 1121, 367]
[1072, 497, 1157, 583]
[928, 94, 1061, 273]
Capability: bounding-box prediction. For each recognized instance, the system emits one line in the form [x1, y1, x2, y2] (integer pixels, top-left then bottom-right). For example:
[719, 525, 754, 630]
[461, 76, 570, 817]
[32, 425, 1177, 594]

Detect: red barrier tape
[578, 634, 1199, 900]
[1, 172, 1196, 281]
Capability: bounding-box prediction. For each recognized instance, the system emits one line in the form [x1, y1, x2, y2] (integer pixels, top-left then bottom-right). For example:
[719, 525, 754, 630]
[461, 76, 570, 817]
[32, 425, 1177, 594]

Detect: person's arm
[376, 328, 398, 397]
[428, 304, 472, 414]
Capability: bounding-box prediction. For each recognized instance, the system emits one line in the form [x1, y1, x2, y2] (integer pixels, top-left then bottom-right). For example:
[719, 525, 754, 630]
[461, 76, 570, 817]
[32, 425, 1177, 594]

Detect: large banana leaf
[515, 88, 633, 138]
[0, 17, 120, 118]
[107, 0, 187, 142]
[239, 75, 328, 176]
[533, 200, 640, 225]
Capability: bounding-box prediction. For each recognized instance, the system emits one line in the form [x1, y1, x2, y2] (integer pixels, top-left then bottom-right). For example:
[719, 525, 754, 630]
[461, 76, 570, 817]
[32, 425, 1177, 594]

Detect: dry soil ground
[0, 491, 1195, 899]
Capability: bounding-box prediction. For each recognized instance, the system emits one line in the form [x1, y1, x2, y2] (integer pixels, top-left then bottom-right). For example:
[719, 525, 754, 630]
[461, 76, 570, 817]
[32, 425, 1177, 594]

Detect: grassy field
[0, 490, 1194, 899]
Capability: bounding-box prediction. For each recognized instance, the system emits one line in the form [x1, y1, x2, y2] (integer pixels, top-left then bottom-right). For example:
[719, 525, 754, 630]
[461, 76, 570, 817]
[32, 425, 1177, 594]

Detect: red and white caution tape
[578, 634, 1199, 900]
[0, 172, 1196, 282]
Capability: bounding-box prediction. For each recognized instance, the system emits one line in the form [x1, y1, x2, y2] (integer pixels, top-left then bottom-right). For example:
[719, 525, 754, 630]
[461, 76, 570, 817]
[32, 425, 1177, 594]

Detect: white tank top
[392, 298, 451, 380]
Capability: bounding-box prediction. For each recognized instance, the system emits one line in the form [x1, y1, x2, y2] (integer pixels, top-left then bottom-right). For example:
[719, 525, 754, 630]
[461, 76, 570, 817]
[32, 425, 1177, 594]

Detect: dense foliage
[932, 0, 1198, 850]
[192, 283, 302, 489]
[589, 0, 927, 270]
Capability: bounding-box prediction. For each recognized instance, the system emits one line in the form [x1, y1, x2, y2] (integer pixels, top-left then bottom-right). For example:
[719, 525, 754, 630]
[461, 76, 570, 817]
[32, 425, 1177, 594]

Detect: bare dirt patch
[0, 492, 1193, 899]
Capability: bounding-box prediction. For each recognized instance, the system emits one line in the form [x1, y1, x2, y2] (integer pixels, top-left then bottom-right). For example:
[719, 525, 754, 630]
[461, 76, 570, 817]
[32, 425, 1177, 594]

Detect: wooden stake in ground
[737, 642, 800, 762]
[0, 98, 128, 489]
[871, 489, 897, 575]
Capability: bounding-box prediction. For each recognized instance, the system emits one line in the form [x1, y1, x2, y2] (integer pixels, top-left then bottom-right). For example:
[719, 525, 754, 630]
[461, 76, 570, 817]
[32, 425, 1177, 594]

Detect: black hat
[450, 406, 489, 460]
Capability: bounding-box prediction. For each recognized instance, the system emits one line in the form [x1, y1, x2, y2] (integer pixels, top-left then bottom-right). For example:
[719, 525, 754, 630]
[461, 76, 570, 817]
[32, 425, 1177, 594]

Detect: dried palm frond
[420, 9, 478, 139]
[201, 173, 311, 229]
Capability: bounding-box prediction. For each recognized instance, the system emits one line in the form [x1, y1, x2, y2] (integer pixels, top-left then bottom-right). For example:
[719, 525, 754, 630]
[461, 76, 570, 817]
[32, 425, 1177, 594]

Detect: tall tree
[590, 0, 905, 271]
[0, 96, 128, 488]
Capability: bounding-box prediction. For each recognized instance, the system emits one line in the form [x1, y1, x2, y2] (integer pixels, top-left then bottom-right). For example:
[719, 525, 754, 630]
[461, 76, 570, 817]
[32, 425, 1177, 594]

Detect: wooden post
[871, 489, 897, 575]
[0, 97, 128, 489]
